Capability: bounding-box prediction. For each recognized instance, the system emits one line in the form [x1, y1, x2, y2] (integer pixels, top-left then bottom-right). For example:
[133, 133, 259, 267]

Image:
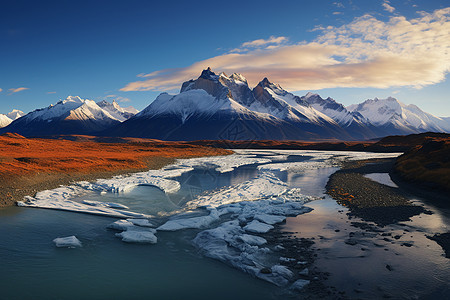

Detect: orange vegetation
[0, 133, 231, 176]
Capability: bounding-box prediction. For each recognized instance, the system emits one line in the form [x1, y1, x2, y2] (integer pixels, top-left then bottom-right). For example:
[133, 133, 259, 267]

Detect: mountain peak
[199, 67, 218, 80]
[259, 77, 272, 87]
[229, 73, 248, 84]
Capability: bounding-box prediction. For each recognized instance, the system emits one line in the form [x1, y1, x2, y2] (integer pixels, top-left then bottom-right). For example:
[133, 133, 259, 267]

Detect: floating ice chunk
[244, 220, 274, 233]
[238, 234, 267, 246]
[83, 200, 129, 209]
[254, 214, 286, 225]
[290, 279, 310, 291]
[272, 264, 294, 280]
[107, 220, 136, 231]
[157, 209, 220, 231]
[53, 236, 82, 248]
[116, 230, 157, 244]
[127, 218, 154, 227]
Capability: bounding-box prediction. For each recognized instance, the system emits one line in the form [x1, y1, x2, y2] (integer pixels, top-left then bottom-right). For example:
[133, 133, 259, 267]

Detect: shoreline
[325, 158, 429, 226]
[0, 134, 232, 207]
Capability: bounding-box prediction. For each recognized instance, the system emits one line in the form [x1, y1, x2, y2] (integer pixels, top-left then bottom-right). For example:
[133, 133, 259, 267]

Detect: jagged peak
[229, 73, 247, 83]
[199, 67, 218, 80]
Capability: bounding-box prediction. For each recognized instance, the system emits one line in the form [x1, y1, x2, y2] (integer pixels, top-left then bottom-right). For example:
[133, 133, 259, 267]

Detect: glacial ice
[53, 236, 82, 248]
[244, 220, 274, 233]
[186, 172, 289, 209]
[83, 200, 129, 209]
[254, 213, 286, 225]
[116, 230, 157, 244]
[157, 209, 220, 231]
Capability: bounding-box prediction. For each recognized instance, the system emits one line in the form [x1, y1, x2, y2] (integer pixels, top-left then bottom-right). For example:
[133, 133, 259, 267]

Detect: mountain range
[1, 68, 449, 140]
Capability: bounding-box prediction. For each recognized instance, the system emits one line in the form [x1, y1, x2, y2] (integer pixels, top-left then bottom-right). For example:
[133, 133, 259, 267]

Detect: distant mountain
[108, 68, 352, 140]
[0, 109, 26, 129]
[300, 93, 383, 140]
[7, 109, 25, 120]
[347, 97, 450, 135]
[0, 96, 135, 136]
[0, 114, 12, 128]
[97, 99, 139, 122]
[1, 70, 448, 140]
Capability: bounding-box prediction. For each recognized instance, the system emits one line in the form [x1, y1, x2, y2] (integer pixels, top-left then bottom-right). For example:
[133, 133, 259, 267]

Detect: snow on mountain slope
[0, 114, 12, 128]
[139, 68, 277, 123]
[6, 109, 25, 120]
[110, 68, 353, 140]
[348, 97, 450, 133]
[301, 92, 367, 127]
[0, 96, 121, 136]
[97, 100, 139, 122]
[251, 78, 339, 125]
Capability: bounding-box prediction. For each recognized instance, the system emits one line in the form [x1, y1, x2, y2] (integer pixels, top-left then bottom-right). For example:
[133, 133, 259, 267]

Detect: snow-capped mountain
[0, 96, 122, 136]
[300, 93, 384, 140]
[348, 97, 450, 135]
[97, 100, 139, 122]
[0, 109, 26, 128]
[109, 68, 353, 140]
[7, 109, 25, 120]
[0, 114, 12, 128]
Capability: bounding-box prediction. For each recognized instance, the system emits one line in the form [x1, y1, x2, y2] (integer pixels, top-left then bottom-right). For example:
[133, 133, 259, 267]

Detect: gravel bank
[326, 158, 428, 226]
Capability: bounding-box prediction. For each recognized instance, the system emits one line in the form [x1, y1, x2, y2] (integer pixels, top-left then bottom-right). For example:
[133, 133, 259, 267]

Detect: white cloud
[241, 36, 288, 48]
[121, 7, 450, 92]
[382, 1, 395, 13]
[47, 91, 56, 94]
[8, 87, 29, 94]
[333, 12, 343, 15]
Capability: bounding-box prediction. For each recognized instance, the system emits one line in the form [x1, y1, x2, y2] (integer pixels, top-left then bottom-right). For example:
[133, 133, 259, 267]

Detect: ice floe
[175, 154, 272, 173]
[116, 230, 157, 244]
[108, 219, 158, 244]
[53, 236, 82, 248]
[244, 220, 274, 233]
[186, 172, 290, 209]
[83, 200, 129, 209]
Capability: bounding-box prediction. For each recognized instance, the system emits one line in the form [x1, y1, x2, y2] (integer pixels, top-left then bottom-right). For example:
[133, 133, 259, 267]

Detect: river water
[0, 150, 448, 299]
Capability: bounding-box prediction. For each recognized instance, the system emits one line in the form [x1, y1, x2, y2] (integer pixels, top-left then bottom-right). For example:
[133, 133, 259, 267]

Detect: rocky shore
[326, 158, 429, 226]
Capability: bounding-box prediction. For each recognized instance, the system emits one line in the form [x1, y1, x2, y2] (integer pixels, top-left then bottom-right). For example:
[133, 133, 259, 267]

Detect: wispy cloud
[47, 91, 56, 94]
[382, 1, 395, 13]
[241, 36, 288, 48]
[121, 7, 450, 92]
[230, 36, 288, 53]
[8, 87, 29, 94]
[333, 12, 343, 15]
[0, 88, 2, 92]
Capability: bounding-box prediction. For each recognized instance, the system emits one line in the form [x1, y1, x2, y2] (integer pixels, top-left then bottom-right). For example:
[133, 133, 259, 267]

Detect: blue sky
[1, 0, 449, 116]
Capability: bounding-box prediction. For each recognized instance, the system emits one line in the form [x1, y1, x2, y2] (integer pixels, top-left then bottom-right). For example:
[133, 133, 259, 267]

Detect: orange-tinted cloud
[121, 7, 450, 92]
[8, 87, 29, 94]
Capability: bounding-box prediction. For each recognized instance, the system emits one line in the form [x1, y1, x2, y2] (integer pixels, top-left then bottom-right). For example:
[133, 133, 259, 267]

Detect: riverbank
[326, 158, 428, 226]
[0, 133, 231, 207]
